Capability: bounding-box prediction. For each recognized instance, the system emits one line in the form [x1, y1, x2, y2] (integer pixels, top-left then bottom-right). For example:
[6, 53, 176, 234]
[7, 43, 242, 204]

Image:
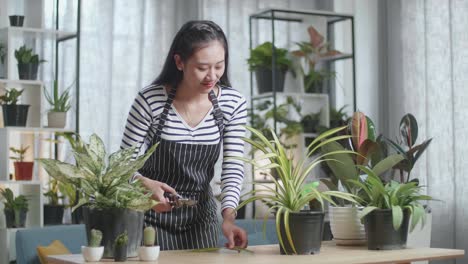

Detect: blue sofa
[218, 219, 278, 247]
[15, 224, 87, 264]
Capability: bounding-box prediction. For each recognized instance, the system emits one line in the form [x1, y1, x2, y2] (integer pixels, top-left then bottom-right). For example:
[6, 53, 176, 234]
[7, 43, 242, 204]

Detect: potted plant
[10, 145, 34, 180]
[301, 110, 321, 133]
[81, 229, 104, 262]
[330, 105, 349, 128]
[0, 88, 30, 127]
[230, 126, 357, 255]
[385, 113, 433, 249]
[349, 165, 433, 250]
[247, 42, 292, 94]
[114, 231, 128, 262]
[9, 15, 25, 27]
[43, 178, 66, 225]
[44, 80, 72, 128]
[14, 45, 46, 80]
[0, 188, 28, 228]
[38, 133, 158, 258]
[320, 112, 404, 245]
[138, 226, 159, 261]
[250, 96, 303, 179]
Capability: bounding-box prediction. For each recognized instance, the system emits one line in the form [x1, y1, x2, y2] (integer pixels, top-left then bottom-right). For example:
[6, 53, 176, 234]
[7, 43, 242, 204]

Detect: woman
[121, 20, 248, 250]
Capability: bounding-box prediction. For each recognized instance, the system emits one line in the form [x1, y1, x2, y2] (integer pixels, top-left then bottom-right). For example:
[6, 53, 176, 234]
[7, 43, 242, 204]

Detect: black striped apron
[139, 87, 224, 250]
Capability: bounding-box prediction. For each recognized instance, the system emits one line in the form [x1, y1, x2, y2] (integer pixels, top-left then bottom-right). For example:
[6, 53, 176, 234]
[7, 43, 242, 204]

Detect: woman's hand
[221, 208, 248, 249]
[136, 175, 177, 213]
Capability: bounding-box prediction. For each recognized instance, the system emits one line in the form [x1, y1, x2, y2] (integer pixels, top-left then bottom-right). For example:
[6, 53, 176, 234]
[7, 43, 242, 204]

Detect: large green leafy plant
[350, 166, 433, 232]
[0, 88, 24, 105]
[230, 126, 357, 254]
[38, 134, 158, 211]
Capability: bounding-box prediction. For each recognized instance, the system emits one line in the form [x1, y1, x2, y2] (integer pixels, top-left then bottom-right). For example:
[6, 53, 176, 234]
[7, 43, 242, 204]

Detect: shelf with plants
[0, 0, 80, 262]
[248, 8, 355, 217]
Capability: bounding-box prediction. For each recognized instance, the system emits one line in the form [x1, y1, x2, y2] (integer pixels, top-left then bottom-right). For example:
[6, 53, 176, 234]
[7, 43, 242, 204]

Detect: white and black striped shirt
[121, 84, 247, 211]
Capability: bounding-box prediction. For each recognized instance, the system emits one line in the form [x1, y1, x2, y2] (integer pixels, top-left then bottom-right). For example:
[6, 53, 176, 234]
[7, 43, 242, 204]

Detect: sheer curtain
[384, 1, 468, 263]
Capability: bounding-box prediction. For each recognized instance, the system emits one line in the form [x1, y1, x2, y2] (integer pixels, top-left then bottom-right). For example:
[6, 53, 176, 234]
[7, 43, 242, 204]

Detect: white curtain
[385, 1, 468, 263]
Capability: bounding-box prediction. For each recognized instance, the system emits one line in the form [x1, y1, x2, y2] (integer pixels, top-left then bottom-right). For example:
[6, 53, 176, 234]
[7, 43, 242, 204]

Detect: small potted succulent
[114, 231, 128, 262]
[81, 229, 104, 262]
[10, 145, 34, 181]
[0, 88, 30, 127]
[138, 226, 159, 261]
[0, 188, 29, 228]
[14, 45, 46, 80]
[44, 80, 72, 128]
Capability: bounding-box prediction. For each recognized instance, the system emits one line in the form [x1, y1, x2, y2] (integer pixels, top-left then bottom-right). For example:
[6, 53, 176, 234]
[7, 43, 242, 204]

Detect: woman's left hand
[221, 209, 248, 249]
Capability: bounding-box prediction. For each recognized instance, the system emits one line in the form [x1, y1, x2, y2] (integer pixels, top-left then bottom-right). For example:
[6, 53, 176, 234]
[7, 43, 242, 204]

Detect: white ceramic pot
[138, 246, 160, 261]
[47, 112, 67, 128]
[81, 246, 104, 262]
[329, 206, 366, 245]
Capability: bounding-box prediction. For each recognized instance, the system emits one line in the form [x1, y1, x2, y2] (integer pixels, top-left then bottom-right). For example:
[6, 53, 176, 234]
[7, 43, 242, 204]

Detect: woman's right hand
[135, 175, 177, 213]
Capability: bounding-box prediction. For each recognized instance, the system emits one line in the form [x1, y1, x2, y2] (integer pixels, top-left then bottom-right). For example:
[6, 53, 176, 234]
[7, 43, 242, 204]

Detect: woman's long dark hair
[153, 20, 231, 88]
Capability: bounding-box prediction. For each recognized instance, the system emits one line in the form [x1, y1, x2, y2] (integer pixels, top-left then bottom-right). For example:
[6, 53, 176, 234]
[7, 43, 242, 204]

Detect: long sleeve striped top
[120, 84, 247, 211]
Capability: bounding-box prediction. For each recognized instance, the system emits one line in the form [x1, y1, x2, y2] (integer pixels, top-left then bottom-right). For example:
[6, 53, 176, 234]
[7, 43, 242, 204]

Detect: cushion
[36, 240, 71, 264]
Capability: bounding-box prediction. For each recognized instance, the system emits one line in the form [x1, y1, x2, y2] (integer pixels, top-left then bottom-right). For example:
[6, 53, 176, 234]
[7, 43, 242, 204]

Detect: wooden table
[48, 241, 464, 264]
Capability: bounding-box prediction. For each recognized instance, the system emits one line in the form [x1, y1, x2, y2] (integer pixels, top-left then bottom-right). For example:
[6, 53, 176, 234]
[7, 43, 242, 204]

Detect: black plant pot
[18, 63, 39, 80]
[113, 244, 128, 262]
[4, 208, 27, 228]
[9, 15, 24, 27]
[301, 119, 320, 133]
[44, 204, 64, 225]
[2, 104, 30, 127]
[71, 206, 85, 224]
[83, 206, 143, 258]
[255, 67, 286, 94]
[365, 209, 410, 250]
[278, 210, 324, 255]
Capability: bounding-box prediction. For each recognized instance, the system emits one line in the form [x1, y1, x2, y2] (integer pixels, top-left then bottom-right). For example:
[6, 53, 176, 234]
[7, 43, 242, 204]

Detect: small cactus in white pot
[81, 229, 104, 262]
[138, 226, 160, 261]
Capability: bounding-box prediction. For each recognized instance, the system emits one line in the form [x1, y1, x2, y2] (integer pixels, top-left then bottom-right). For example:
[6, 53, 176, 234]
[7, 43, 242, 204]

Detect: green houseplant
[10, 145, 34, 180]
[230, 126, 357, 255]
[0, 188, 29, 228]
[0, 88, 30, 127]
[349, 165, 433, 250]
[43, 178, 66, 225]
[14, 45, 46, 80]
[38, 133, 158, 258]
[320, 111, 404, 246]
[247, 42, 292, 94]
[81, 229, 104, 262]
[44, 80, 72, 128]
[114, 231, 128, 262]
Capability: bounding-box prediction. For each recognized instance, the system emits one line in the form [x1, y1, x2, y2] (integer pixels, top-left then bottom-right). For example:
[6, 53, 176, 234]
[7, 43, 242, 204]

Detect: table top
[48, 241, 465, 264]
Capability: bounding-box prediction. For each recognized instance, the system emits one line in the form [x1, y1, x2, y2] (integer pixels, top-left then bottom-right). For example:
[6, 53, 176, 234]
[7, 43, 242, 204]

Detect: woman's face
[175, 40, 225, 93]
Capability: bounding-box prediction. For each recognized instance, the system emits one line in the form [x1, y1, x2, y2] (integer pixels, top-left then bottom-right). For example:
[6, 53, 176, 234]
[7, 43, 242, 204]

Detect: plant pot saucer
[334, 238, 367, 246]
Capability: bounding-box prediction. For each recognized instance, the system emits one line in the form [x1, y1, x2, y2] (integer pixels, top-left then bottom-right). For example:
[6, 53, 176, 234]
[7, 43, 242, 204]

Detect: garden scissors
[164, 192, 198, 208]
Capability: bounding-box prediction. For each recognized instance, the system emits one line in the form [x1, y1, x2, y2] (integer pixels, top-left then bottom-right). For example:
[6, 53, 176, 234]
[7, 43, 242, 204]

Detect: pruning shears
[164, 192, 198, 208]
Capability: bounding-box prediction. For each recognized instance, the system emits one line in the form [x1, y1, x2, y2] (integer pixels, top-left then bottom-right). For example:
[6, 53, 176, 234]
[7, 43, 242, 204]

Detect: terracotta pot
[14, 161, 34, 180]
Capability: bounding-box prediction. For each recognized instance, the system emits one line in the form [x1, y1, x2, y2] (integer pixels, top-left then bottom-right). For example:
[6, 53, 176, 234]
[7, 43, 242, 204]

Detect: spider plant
[229, 125, 358, 254]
